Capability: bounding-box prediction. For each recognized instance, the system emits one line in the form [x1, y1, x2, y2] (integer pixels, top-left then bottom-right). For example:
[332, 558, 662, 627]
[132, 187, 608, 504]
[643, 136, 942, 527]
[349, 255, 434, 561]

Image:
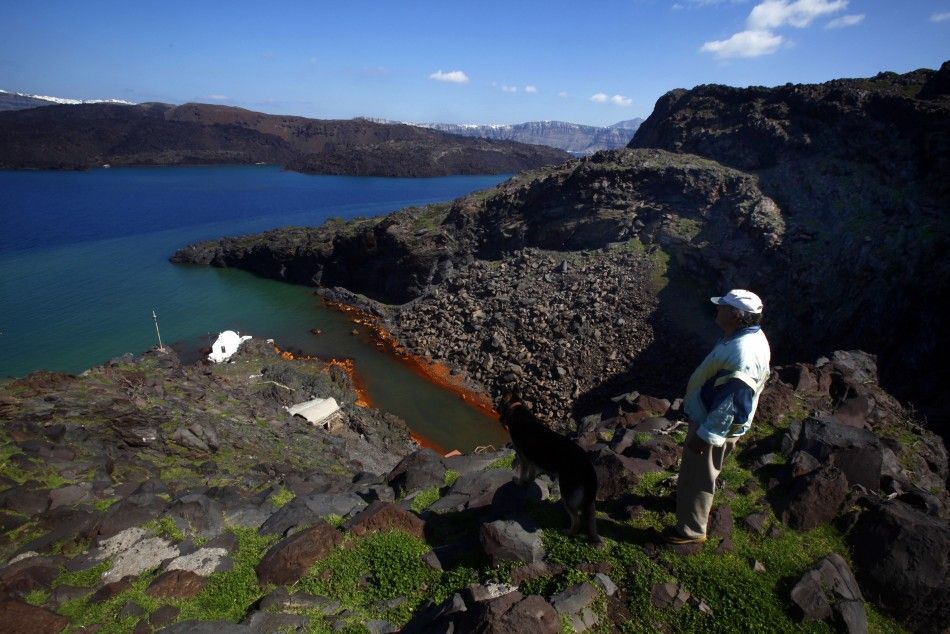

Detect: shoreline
[321, 298, 500, 421]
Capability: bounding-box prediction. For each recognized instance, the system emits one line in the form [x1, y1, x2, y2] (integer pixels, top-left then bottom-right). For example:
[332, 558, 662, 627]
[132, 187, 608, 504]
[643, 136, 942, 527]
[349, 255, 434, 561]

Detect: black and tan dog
[498, 391, 601, 545]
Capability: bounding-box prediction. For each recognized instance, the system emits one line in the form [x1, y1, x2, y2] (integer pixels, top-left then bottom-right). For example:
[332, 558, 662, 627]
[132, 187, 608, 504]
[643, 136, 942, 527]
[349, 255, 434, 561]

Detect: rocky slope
[1, 339, 946, 632]
[419, 119, 643, 154]
[630, 62, 950, 423]
[0, 102, 569, 176]
[171, 147, 786, 424]
[174, 63, 949, 439]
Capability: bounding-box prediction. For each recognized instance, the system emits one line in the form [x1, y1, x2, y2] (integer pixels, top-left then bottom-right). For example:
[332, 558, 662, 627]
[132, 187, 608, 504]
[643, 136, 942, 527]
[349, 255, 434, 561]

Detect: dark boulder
[147, 570, 207, 599]
[457, 591, 560, 634]
[0, 555, 62, 596]
[166, 494, 224, 539]
[344, 501, 425, 539]
[847, 500, 950, 633]
[258, 493, 366, 536]
[0, 599, 69, 633]
[479, 520, 544, 566]
[789, 553, 865, 632]
[798, 418, 883, 491]
[255, 521, 343, 586]
[426, 469, 512, 514]
[386, 449, 447, 498]
[0, 485, 51, 515]
[779, 465, 850, 530]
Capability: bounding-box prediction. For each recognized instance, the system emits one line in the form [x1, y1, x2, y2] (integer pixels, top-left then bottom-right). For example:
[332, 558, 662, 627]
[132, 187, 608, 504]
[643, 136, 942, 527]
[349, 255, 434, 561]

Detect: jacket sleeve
[695, 378, 755, 447]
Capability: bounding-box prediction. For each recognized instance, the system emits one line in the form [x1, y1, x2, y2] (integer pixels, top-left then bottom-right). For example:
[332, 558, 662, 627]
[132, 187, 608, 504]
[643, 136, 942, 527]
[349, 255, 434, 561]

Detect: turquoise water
[0, 166, 510, 453]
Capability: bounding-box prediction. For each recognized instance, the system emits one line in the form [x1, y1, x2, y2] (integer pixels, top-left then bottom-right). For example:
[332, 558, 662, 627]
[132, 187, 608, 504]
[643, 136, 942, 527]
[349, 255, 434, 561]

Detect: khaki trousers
[675, 424, 739, 539]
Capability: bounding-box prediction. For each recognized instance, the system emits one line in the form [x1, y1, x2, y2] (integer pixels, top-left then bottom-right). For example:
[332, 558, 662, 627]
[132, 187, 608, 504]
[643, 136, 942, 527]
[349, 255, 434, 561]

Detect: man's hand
[687, 435, 709, 455]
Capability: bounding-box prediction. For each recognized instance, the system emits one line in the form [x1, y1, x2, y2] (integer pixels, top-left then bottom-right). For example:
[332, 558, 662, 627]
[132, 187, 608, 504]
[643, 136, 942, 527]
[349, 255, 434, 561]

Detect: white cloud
[931, 12, 950, 22]
[701, 29, 784, 58]
[524, 85, 538, 93]
[204, 94, 229, 100]
[558, 91, 569, 98]
[702, 0, 846, 59]
[747, 0, 848, 30]
[825, 13, 864, 28]
[429, 70, 470, 84]
[501, 85, 518, 93]
[590, 93, 633, 106]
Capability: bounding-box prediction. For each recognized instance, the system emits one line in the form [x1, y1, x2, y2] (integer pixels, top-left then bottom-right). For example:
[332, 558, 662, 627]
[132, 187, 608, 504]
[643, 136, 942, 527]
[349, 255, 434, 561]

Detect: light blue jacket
[683, 326, 771, 446]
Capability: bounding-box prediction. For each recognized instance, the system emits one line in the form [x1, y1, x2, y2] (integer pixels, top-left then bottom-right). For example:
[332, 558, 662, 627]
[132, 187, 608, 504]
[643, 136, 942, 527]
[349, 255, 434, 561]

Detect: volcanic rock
[848, 500, 950, 632]
[255, 521, 343, 586]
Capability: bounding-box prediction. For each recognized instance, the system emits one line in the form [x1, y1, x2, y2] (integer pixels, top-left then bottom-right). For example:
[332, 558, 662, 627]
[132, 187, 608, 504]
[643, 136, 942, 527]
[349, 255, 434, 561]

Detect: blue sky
[1, 0, 947, 126]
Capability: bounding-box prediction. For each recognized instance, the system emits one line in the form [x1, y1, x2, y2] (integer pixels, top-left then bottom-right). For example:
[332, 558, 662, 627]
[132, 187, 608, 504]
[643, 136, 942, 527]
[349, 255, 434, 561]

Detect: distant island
[0, 101, 570, 177]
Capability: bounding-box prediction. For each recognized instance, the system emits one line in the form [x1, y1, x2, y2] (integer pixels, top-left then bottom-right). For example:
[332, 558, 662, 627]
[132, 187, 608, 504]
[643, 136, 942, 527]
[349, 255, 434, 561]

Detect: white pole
[152, 310, 165, 351]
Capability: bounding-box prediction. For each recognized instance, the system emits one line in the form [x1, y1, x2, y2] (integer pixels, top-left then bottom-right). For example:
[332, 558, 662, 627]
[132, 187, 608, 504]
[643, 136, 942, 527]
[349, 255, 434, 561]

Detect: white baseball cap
[711, 289, 763, 314]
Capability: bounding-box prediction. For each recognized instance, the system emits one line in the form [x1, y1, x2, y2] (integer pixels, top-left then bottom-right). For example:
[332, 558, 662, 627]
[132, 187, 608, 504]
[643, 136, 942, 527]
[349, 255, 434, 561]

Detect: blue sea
[0, 165, 510, 452]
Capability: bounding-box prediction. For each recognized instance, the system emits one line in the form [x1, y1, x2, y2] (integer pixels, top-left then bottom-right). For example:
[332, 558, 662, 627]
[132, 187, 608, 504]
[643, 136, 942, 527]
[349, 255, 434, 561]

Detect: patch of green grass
[0, 443, 75, 489]
[51, 536, 91, 558]
[159, 465, 199, 482]
[410, 202, 452, 233]
[719, 456, 753, 493]
[58, 569, 161, 633]
[658, 523, 849, 633]
[4, 521, 46, 552]
[632, 471, 674, 497]
[409, 486, 441, 513]
[269, 486, 295, 508]
[559, 613, 574, 634]
[24, 588, 50, 606]
[668, 216, 703, 242]
[54, 560, 111, 588]
[444, 470, 460, 487]
[176, 526, 279, 622]
[324, 513, 346, 528]
[144, 516, 185, 542]
[92, 498, 118, 512]
[488, 454, 516, 470]
[429, 565, 479, 605]
[297, 530, 437, 626]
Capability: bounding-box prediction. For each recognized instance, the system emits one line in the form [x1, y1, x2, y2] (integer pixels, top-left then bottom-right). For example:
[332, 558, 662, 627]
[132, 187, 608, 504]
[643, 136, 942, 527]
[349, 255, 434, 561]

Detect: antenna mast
[152, 310, 165, 352]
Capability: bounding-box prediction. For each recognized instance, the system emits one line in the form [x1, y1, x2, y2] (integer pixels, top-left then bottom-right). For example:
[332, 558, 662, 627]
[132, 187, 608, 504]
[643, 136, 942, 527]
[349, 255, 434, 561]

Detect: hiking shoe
[662, 528, 707, 545]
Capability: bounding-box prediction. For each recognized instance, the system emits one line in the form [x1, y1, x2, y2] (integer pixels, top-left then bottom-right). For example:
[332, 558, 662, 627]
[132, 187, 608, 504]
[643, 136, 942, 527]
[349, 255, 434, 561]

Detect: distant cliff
[0, 91, 56, 112]
[0, 89, 135, 112]
[419, 119, 642, 154]
[0, 102, 570, 176]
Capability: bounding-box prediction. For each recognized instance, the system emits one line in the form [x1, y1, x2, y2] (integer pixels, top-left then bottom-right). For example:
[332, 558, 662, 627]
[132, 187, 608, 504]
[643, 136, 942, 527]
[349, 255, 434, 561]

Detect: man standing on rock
[664, 290, 771, 545]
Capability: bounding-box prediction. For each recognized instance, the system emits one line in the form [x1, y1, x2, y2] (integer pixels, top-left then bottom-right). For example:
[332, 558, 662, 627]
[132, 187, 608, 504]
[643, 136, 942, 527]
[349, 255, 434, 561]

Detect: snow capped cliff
[0, 89, 135, 111]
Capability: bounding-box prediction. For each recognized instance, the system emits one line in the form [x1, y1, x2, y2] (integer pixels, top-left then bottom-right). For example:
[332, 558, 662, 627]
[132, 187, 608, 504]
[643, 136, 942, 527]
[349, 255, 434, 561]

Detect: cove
[0, 166, 510, 453]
